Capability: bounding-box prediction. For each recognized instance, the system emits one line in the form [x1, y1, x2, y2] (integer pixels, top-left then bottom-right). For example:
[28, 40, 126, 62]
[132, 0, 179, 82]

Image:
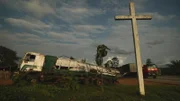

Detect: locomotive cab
[19, 52, 45, 72]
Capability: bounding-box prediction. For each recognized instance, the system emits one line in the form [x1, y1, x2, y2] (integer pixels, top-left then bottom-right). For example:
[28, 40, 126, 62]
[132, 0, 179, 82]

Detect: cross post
[115, 2, 152, 96]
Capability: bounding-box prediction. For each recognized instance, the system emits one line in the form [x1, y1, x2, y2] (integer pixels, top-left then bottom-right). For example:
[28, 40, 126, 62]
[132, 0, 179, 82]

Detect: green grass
[0, 84, 180, 101]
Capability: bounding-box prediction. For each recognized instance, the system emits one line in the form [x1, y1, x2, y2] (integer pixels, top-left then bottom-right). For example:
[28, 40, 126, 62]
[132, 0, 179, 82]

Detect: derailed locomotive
[15, 52, 120, 85]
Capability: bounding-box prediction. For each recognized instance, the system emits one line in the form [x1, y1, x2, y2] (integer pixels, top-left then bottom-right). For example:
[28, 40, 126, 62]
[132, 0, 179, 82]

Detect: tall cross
[115, 2, 152, 96]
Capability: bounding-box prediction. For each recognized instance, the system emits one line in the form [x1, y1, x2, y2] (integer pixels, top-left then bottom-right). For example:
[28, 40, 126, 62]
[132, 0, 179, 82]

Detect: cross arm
[135, 15, 152, 20]
[115, 15, 152, 20]
[115, 15, 132, 20]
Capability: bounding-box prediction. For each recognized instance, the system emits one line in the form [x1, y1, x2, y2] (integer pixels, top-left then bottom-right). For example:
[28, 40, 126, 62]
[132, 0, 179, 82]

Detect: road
[145, 75, 180, 85]
[117, 75, 180, 85]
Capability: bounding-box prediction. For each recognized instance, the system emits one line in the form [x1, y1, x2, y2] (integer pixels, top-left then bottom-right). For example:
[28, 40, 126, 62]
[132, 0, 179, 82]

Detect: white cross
[115, 2, 152, 96]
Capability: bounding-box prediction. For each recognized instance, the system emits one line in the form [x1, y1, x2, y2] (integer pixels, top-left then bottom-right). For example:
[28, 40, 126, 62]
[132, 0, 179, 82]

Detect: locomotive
[15, 52, 120, 85]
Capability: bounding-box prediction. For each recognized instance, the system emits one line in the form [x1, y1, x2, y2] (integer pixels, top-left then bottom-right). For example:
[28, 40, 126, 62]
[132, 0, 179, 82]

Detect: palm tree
[146, 58, 153, 66]
[166, 60, 180, 75]
[95, 44, 110, 66]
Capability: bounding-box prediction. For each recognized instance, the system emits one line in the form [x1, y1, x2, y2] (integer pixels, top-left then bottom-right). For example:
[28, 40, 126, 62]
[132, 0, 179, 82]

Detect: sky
[0, 0, 180, 66]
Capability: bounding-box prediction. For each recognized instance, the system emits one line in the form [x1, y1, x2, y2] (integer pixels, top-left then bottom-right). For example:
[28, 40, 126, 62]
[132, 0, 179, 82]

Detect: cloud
[0, 30, 19, 43]
[47, 31, 93, 45]
[4, 0, 55, 18]
[146, 40, 164, 46]
[1, 0, 180, 66]
[56, 1, 104, 23]
[57, 7, 103, 23]
[99, 0, 148, 14]
[72, 25, 106, 34]
[0, 31, 48, 46]
[143, 12, 176, 21]
[48, 32, 76, 43]
[104, 56, 127, 66]
[109, 47, 134, 55]
[16, 33, 40, 39]
[156, 56, 178, 66]
[5, 18, 51, 30]
[74, 32, 89, 37]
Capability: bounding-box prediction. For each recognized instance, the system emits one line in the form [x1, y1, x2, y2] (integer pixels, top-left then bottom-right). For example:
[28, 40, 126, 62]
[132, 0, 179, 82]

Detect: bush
[0, 86, 30, 101]
[11, 72, 36, 86]
[160, 68, 177, 75]
[56, 76, 79, 90]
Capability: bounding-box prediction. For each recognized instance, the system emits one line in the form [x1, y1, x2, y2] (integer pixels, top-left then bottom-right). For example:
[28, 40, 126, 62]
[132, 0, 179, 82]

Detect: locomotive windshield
[24, 54, 36, 62]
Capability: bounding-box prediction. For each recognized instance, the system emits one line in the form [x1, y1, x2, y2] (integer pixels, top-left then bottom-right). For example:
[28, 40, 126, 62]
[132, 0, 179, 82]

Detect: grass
[0, 84, 180, 101]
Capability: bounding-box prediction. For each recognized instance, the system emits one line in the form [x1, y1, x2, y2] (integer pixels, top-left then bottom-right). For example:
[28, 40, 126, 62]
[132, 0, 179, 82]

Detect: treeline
[0, 46, 19, 71]
[160, 60, 180, 75]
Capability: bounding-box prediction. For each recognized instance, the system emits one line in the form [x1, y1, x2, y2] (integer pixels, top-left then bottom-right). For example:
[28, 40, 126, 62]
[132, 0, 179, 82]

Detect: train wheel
[96, 79, 103, 86]
[31, 79, 37, 84]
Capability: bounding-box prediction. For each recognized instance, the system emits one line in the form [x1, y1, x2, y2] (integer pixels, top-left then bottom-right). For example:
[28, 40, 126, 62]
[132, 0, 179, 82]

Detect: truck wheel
[153, 75, 157, 79]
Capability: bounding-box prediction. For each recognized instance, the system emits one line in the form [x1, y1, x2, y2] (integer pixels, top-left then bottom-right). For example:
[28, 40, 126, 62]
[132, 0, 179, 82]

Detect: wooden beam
[136, 15, 152, 20]
[114, 2, 152, 96]
[115, 15, 132, 20]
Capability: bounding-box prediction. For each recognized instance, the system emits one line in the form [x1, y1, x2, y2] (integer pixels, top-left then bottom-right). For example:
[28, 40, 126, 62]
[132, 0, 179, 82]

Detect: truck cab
[143, 64, 158, 79]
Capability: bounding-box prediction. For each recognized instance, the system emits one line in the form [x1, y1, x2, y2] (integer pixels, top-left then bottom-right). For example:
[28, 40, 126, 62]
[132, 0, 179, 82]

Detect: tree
[104, 60, 113, 68]
[104, 57, 119, 68]
[70, 56, 75, 60]
[0, 46, 19, 71]
[146, 58, 153, 66]
[81, 59, 86, 63]
[112, 57, 119, 68]
[95, 44, 110, 66]
[166, 60, 180, 75]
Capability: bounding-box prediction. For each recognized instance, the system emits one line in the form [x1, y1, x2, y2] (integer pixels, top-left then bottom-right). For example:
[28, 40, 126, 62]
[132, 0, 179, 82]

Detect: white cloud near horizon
[5, 18, 51, 30]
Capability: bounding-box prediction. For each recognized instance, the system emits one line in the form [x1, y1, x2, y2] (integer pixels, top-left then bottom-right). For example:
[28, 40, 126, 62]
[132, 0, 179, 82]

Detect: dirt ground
[117, 78, 162, 85]
[0, 79, 13, 85]
[144, 76, 180, 86]
[118, 78, 160, 85]
[0, 71, 12, 85]
[117, 76, 180, 86]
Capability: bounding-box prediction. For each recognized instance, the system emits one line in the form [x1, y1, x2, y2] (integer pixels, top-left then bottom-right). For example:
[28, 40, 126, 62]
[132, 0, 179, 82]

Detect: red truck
[120, 63, 159, 79]
[143, 64, 158, 79]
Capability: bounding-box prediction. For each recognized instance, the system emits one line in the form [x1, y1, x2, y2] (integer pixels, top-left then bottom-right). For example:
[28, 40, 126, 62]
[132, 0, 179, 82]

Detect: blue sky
[0, 0, 180, 66]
